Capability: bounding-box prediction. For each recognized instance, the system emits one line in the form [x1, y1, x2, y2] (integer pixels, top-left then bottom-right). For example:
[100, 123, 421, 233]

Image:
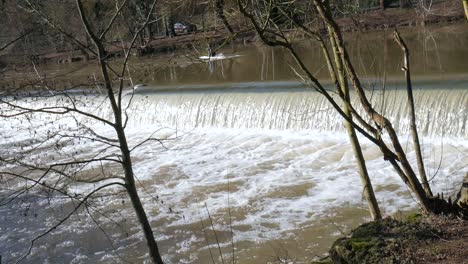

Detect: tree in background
[400, 0, 411, 8]
[215, 0, 235, 33]
[380, 0, 390, 9]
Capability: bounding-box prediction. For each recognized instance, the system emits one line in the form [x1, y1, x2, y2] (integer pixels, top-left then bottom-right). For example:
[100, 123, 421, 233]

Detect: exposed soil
[326, 214, 468, 264]
[403, 215, 468, 264]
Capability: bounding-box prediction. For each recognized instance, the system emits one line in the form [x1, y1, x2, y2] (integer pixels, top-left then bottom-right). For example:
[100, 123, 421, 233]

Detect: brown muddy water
[0, 23, 467, 263]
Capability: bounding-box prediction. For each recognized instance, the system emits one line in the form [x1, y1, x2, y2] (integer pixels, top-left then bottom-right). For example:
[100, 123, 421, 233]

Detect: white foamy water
[199, 53, 243, 61]
[0, 83, 467, 263]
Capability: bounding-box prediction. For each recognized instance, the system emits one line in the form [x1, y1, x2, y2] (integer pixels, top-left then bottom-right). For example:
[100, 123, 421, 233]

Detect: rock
[329, 218, 438, 264]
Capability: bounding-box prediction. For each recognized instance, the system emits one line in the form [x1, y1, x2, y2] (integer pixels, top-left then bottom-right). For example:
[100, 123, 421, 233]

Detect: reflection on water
[2, 24, 466, 91]
[131, 24, 468, 86]
[1, 23, 468, 263]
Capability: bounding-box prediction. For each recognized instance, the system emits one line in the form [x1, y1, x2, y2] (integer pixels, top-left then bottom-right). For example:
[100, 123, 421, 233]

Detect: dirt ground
[326, 213, 468, 264]
[402, 215, 468, 264]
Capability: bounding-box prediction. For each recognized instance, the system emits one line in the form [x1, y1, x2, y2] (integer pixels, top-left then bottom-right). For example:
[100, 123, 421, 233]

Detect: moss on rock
[329, 218, 438, 263]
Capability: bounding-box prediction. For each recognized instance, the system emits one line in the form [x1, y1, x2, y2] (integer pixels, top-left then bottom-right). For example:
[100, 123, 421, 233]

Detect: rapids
[0, 79, 466, 263]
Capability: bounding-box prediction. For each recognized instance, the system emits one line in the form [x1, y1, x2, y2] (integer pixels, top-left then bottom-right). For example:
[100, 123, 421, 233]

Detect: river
[0, 24, 467, 263]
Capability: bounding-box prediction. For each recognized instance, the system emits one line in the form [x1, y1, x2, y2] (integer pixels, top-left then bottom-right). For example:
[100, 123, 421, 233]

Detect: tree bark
[75, 1, 164, 262]
[463, 0, 468, 20]
[394, 30, 432, 197]
[117, 128, 165, 264]
[333, 50, 382, 220]
[322, 2, 381, 220]
[455, 172, 468, 205]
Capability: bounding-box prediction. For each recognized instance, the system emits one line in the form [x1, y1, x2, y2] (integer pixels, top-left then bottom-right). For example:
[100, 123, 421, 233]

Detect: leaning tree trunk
[324, 4, 381, 220]
[339, 67, 382, 220]
[117, 126, 165, 264]
[236, 0, 382, 220]
[99, 27, 165, 264]
[313, 0, 434, 213]
[76, 1, 164, 263]
[463, 0, 468, 20]
[455, 172, 468, 206]
[394, 30, 432, 197]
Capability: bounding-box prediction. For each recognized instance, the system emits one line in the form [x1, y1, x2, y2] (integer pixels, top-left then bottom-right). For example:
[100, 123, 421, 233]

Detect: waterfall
[1, 81, 466, 264]
[124, 84, 467, 138]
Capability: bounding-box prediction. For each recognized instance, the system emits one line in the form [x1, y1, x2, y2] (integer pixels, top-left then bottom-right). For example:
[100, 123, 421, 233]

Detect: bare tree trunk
[312, 0, 433, 213]
[202, 12, 206, 32]
[168, 11, 175, 37]
[333, 48, 382, 220]
[464, 0, 468, 20]
[215, 0, 234, 34]
[400, 0, 411, 8]
[323, 4, 381, 220]
[455, 172, 468, 205]
[394, 30, 432, 197]
[239, 0, 382, 220]
[117, 127, 165, 264]
[75, 1, 164, 263]
[345, 113, 382, 219]
[162, 15, 169, 37]
[380, 0, 390, 10]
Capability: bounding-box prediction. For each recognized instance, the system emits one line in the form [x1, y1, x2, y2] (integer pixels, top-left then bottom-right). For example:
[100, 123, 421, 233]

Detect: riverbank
[322, 173, 468, 263]
[0, 0, 465, 68]
[322, 214, 467, 264]
[336, 0, 465, 32]
[137, 1, 466, 59]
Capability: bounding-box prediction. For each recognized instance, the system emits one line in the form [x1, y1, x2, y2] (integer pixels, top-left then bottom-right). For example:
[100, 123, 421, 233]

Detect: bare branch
[118, 0, 159, 111]
[13, 182, 126, 264]
[0, 29, 33, 52]
[0, 98, 115, 127]
[19, 1, 96, 57]
[394, 29, 432, 196]
[99, 0, 129, 41]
